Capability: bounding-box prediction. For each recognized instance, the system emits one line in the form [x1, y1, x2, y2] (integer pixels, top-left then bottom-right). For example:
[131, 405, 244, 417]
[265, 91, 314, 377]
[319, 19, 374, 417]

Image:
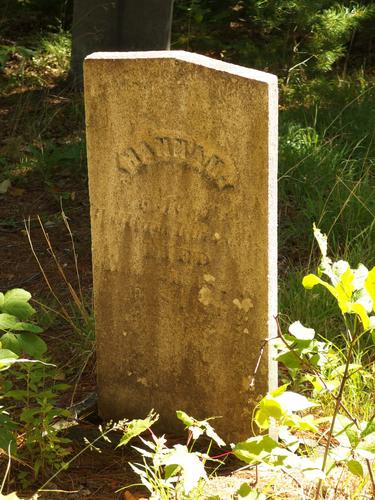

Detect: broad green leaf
[0, 348, 18, 360]
[19, 332, 47, 358]
[276, 351, 301, 369]
[3, 288, 35, 320]
[0, 313, 42, 333]
[176, 410, 195, 427]
[348, 303, 370, 329]
[0, 333, 22, 355]
[306, 374, 339, 393]
[1, 332, 46, 358]
[0, 348, 18, 371]
[346, 459, 363, 478]
[236, 483, 266, 499]
[0, 428, 16, 454]
[254, 398, 283, 429]
[4, 389, 29, 400]
[288, 321, 315, 340]
[164, 463, 179, 479]
[365, 267, 375, 312]
[337, 268, 354, 300]
[0, 292, 4, 308]
[295, 414, 319, 432]
[15, 322, 43, 333]
[270, 384, 289, 397]
[4, 289, 31, 302]
[302, 274, 338, 299]
[2, 300, 35, 321]
[360, 420, 375, 439]
[117, 411, 158, 447]
[0, 313, 19, 331]
[234, 435, 278, 465]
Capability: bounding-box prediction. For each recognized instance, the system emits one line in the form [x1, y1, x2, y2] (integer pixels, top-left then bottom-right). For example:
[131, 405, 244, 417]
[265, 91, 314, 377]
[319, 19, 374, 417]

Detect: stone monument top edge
[85, 50, 277, 84]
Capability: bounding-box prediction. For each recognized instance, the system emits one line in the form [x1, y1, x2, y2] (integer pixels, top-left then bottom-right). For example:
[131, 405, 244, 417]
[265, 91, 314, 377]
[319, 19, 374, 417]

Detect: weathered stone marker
[84, 51, 278, 441]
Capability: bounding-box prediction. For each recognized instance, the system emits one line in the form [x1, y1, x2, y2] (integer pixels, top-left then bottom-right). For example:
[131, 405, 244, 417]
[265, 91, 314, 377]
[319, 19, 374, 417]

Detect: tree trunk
[71, 0, 174, 86]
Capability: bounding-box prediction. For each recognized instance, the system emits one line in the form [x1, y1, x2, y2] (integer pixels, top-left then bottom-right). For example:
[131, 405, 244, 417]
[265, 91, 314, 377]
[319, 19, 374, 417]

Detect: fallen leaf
[123, 491, 146, 500]
[0, 179, 11, 194]
[9, 187, 25, 197]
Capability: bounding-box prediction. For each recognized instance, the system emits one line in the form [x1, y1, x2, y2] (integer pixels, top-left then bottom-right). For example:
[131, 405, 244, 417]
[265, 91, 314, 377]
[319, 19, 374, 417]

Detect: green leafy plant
[274, 226, 375, 497]
[0, 288, 71, 484]
[173, 1, 375, 76]
[117, 410, 225, 499]
[234, 385, 324, 482]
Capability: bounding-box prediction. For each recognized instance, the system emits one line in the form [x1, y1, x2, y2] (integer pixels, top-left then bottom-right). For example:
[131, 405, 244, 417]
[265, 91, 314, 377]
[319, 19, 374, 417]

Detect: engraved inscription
[117, 135, 237, 189]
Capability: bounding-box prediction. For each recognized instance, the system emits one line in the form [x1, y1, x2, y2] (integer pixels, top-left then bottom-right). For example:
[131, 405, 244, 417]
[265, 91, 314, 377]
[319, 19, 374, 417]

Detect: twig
[281, 467, 306, 500]
[37, 423, 121, 493]
[60, 200, 87, 318]
[314, 334, 355, 499]
[249, 337, 278, 391]
[0, 444, 12, 494]
[333, 463, 345, 498]
[365, 458, 375, 498]
[24, 217, 77, 332]
[37, 215, 90, 324]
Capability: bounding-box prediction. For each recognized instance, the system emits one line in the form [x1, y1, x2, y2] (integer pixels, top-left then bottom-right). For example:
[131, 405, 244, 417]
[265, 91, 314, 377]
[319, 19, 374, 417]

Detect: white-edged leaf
[163, 445, 207, 494]
[275, 391, 317, 412]
[288, 321, 315, 340]
[313, 224, 328, 258]
[357, 433, 375, 460]
[205, 422, 225, 447]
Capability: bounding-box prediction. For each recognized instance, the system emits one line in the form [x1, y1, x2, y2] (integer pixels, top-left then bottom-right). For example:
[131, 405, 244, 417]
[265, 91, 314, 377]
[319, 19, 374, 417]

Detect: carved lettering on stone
[117, 135, 238, 190]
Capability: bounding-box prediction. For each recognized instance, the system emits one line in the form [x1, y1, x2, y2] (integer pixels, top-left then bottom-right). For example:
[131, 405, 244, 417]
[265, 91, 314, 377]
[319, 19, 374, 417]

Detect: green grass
[0, 30, 71, 90]
[278, 76, 375, 341]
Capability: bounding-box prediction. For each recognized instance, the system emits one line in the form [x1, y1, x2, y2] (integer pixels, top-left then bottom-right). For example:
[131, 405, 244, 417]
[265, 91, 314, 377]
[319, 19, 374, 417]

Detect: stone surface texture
[84, 51, 278, 441]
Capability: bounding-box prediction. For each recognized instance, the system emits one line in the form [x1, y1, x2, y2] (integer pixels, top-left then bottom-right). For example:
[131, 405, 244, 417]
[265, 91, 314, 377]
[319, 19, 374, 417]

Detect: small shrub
[0, 288, 71, 484]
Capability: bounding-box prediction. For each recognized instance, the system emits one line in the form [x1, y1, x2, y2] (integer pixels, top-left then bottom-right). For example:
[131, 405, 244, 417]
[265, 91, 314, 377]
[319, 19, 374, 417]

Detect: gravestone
[84, 51, 278, 441]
